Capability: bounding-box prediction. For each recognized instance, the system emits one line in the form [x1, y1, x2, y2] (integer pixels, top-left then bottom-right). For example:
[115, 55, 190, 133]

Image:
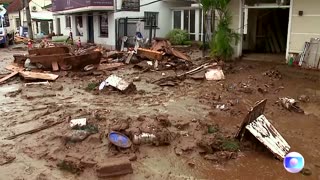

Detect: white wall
[53, 0, 190, 48]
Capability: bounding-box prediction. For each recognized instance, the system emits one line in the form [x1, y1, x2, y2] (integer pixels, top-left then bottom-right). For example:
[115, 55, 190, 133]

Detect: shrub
[166, 29, 189, 45]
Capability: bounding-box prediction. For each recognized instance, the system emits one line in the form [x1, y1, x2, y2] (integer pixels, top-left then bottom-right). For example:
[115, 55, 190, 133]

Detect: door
[56, 18, 61, 35]
[87, 15, 94, 43]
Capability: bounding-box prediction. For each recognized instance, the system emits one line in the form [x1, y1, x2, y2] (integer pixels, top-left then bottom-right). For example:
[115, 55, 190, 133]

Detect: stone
[299, 95, 310, 102]
[96, 158, 133, 178]
[64, 130, 90, 143]
[80, 159, 97, 168]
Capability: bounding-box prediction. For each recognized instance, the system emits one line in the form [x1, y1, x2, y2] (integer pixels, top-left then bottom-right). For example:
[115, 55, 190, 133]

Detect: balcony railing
[52, 0, 114, 12]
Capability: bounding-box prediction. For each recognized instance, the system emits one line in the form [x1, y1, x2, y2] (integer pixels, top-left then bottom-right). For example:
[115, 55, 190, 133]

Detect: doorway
[87, 15, 94, 43]
[242, 8, 289, 61]
[56, 18, 61, 35]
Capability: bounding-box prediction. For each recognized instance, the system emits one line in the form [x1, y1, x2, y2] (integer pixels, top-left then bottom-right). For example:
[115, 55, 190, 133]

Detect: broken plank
[125, 52, 134, 64]
[52, 61, 59, 71]
[0, 71, 19, 84]
[137, 48, 163, 61]
[245, 114, 290, 159]
[62, 51, 102, 69]
[5, 64, 24, 72]
[28, 46, 70, 55]
[5, 120, 65, 140]
[29, 53, 70, 69]
[97, 63, 125, 71]
[19, 71, 59, 81]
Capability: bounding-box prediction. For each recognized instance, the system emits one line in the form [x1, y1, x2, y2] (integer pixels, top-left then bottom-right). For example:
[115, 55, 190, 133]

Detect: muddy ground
[0, 46, 319, 180]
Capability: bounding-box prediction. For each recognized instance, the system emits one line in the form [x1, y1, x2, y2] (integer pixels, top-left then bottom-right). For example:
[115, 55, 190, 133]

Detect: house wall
[53, 0, 189, 48]
[288, 0, 320, 54]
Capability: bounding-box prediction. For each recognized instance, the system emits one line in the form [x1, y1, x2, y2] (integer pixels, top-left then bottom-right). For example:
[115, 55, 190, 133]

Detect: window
[65, 16, 71, 28]
[173, 11, 181, 29]
[15, 18, 20, 27]
[100, 14, 108, 37]
[144, 12, 159, 28]
[75, 16, 83, 36]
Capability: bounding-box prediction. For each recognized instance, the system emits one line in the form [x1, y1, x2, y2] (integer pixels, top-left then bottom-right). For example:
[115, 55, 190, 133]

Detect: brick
[96, 158, 133, 177]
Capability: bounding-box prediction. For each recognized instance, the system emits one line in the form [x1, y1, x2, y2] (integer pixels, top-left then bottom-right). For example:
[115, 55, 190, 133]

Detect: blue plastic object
[108, 131, 132, 148]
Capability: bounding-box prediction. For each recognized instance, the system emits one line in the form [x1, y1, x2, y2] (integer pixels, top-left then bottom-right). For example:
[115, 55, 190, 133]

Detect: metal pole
[149, 16, 152, 46]
[202, 10, 206, 57]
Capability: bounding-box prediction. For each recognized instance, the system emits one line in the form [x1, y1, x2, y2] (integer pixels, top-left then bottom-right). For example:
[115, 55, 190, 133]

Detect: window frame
[144, 11, 159, 28]
[65, 15, 71, 28]
[99, 14, 109, 37]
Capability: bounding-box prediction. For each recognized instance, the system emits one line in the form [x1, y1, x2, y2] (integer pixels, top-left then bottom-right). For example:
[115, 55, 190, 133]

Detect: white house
[52, 0, 203, 49]
[7, 0, 53, 36]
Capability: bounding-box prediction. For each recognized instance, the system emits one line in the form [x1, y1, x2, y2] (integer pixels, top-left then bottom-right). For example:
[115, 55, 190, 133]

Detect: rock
[111, 120, 130, 131]
[64, 130, 90, 143]
[239, 87, 254, 94]
[257, 87, 268, 94]
[80, 159, 97, 168]
[96, 158, 133, 178]
[57, 157, 84, 174]
[156, 114, 171, 127]
[187, 162, 195, 168]
[86, 134, 101, 144]
[35, 173, 48, 180]
[129, 154, 137, 161]
[204, 154, 219, 161]
[174, 147, 183, 156]
[301, 168, 312, 176]
[133, 76, 141, 82]
[299, 95, 310, 102]
[172, 120, 189, 130]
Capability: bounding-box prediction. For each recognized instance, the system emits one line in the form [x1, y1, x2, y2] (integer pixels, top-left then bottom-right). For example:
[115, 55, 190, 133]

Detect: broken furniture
[236, 99, 290, 159]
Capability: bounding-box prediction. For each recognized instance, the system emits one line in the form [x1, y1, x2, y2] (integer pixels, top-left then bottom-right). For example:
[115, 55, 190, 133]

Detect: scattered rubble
[279, 97, 304, 113]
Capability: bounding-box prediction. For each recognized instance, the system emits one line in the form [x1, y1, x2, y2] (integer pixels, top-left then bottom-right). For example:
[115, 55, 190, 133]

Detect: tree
[201, 0, 239, 61]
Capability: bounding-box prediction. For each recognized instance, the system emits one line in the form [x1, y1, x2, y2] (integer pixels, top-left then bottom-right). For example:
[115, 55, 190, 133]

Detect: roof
[6, 0, 31, 13]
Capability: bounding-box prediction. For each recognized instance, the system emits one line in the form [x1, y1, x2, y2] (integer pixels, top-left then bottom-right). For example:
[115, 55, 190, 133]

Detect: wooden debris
[28, 46, 70, 55]
[5, 120, 65, 140]
[97, 63, 125, 71]
[5, 64, 24, 72]
[0, 71, 19, 84]
[52, 61, 59, 71]
[29, 53, 71, 68]
[13, 54, 28, 64]
[62, 51, 102, 70]
[19, 71, 59, 81]
[125, 51, 134, 64]
[137, 48, 164, 61]
[246, 114, 290, 159]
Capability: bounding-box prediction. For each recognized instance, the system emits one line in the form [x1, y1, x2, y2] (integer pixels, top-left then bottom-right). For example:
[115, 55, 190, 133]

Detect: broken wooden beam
[13, 54, 28, 64]
[19, 71, 59, 81]
[62, 51, 102, 70]
[0, 71, 19, 84]
[5, 120, 65, 140]
[137, 48, 164, 61]
[29, 53, 71, 69]
[97, 63, 125, 71]
[28, 46, 70, 55]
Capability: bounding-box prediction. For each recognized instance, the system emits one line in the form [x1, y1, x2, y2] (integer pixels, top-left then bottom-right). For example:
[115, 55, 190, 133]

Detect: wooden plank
[19, 71, 59, 81]
[29, 53, 70, 68]
[0, 71, 19, 84]
[236, 99, 267, 141]
[62, 51, 102, 70]
[137, 48, 163, 61]
[246, 114, 290, 159]
[5, 64, 24, 72]
[125, 52, 134, 64]
[28, 46, 70, 55]
[97, 63, 125, 71]
[52, 61, 59, 71]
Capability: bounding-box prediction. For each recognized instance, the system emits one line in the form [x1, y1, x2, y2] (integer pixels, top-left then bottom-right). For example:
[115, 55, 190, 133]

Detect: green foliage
[166, 29, 189, 45]
[86, 82, 98, 91]
[201, 0, 239, 61]
[210, 10, 240, 61]
[220, 139, 240, 152]
[208, 125, 219, 134]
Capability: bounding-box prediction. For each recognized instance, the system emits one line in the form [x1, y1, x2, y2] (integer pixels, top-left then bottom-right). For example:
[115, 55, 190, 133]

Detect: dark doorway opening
[87, 15, 94, 43]
[243, 8, 289, 54]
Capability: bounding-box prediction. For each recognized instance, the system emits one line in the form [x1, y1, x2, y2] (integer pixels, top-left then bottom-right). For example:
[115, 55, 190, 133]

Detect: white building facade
[52, 0, 203, 49]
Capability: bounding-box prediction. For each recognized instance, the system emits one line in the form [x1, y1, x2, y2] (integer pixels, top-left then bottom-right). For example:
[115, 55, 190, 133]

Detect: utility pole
[24, 0, 33, 39]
